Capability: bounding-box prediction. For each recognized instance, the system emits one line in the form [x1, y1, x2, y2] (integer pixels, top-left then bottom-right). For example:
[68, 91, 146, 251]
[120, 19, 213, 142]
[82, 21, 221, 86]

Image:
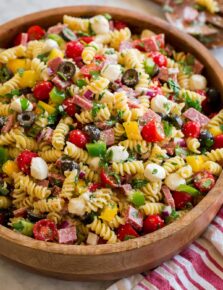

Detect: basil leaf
[76, 79, 87, 88]
[20, 98, 29, 111]
[167, 79, 180, 96]
[163, 120, 173, 137]
[132, 179, 148, 189]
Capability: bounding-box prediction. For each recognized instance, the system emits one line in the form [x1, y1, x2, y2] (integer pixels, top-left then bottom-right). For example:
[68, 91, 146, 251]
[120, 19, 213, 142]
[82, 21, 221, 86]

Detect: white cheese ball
[90, 15, 110, 35]
[101, 64, 122, 81]
[30, 157, 48, 180]
[68, 197, 86, 216]
[164, 173, 186, 191]
[107, 145, 129, 162]
[189, 74, 207, 91]
[151, 94, 174, 114]
[10, 97, 33, 113]
[42, 39, 58, 53]
[144, 163, 166, 182]
[88, 157, 100, 170]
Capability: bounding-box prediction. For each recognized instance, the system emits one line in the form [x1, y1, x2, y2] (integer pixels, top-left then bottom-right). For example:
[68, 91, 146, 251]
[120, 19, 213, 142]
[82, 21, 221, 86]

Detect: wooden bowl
[0, 6, 223, 281]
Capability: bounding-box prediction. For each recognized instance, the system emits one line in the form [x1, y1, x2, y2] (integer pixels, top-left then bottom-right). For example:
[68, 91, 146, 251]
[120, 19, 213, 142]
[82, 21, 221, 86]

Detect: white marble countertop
[0, 1, 222, 289]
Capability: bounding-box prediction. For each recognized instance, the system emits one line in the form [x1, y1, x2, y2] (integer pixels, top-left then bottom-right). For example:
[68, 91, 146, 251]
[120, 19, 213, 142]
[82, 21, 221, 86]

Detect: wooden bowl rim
[0, 5, 223, 256]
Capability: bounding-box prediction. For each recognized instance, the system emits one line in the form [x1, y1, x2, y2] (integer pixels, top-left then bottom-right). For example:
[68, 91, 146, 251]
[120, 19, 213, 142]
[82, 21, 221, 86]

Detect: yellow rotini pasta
[112, 160, 144, 176]
[33, 197, 65, 213]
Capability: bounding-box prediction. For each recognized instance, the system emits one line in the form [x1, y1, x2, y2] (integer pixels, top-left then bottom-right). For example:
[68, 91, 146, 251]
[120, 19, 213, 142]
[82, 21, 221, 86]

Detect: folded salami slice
[183, 108, 210, 126]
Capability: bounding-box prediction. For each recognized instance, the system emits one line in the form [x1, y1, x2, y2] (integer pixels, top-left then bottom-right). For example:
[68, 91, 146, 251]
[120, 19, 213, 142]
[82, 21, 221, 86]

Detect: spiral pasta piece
[47, 212, 62, 224]
[33, 198, 65, 213]
[52, 117, 72, 150]
[0, 128, 21, 146]
[203, 161, 222, 176]
[26, 40, 45, 58]
[15, 134, 38, 151]
[86, 77, 109, 94]
[39, 149, 62, 162]
[64, 141, 91, 163]
[30, 58, 47, 80]
[195, 0, 219, 13]
[82, 42, 99, 64]
[0, 45, 26, 63]
[186, 138, 200, 154]
[110, 27, 131, 50]
[177, 165, 193, 179]
[0, 74, 21, 95]
[112, 160, 144, 176]
[114, 123, 125, 141]
[205, 148, 223, 162]
[119, 139, 151, 154]
[105, 215, 125, 229]
[163, 156, 185, 174]
[87, 217, 117, 243]
[63, 15, 89, 32]
[75, 106, 110, 124]
[114, 91, 132, 121]
[0, 103, 11, 116]
[0, 196, 11, 209]
[79, 164, 100, 182]
[140, 202, 164, 216]
[83, 189, 112, 212]
[60, 170, 78, 200]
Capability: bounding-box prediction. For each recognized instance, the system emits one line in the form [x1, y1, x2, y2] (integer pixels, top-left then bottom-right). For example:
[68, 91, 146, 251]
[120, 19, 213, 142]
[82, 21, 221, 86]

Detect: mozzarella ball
[10, 97, 33, 113]
[164, 173, 186, 191]
[30, 157, 48, 180]
[107, 146, 129, 162]
[144, 163, 166, 182]
[189, 74, 207, 91]
[101, 64, 122, 81]
[151, 94, 174, 114]
[42, 39, 58, 53]
[88, 157, 100, 170]
[68, 197, 86, 216]
[90, 15, 110, 34]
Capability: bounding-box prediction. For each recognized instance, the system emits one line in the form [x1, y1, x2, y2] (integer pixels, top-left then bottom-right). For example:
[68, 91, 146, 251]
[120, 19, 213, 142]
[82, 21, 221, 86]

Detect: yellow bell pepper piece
[100, 202, 118, 222]
[209, 126, 222, 137]
[76, 180, 87, 195]
[186, 155, 208, 173]
[19, 70, 38, 88]
[123, 121, 142, 140]
[7, 59, 27, 74]
[48, 48, 64, 61]
[2, 160, 19, 177]
[37, 101, 56, 115]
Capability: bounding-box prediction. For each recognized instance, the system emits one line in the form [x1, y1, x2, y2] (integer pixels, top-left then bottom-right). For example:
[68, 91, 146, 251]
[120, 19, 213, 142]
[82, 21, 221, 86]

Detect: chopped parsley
[48, 113, 58, 125]
[20, 98, 29, 111]
[17, 68, 25, 77]
[152, 168, 158, 174]
[37, 53, 49, 63]
[5, 89, 21, 99]
[76, 79, 87, 89]
[167, 79, 180, 96]
[184, 92, 202, 112]
[203, 179, 212, 189]
[132, 179, 148, 189]
[163, 120, 173, 137]
[89, 70, 100, 79]
[91, 103, 105, 118]
[57, 71, 67, 81]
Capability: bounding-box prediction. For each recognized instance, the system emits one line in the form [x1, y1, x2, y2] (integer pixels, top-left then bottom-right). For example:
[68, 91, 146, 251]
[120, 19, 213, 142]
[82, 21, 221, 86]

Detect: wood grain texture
[0, 6, 223, 281]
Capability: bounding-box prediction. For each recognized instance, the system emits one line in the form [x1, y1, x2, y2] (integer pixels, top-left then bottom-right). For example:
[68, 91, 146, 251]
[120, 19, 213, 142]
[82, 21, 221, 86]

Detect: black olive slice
[17, 112, 35, 127]
[121, 69, 139, 87]
[61, 28, 77, 41]
[83, 124, 101, 141]
[57, 61, 76, 80]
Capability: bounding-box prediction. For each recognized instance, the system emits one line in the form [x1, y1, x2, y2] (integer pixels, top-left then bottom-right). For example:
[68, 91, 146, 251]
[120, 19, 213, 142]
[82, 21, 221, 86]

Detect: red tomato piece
[132, 39, 146, 52]
[33, 219, 58, 241]
[65, 41, 84, 60]
[94, 54, 106, 62]
[113, 20, 127, 30]
[62, 97, 76, 117]
[141, 119, 165, 142]
[117, 224, 139, 241]
[89, 183, 102, 192]
[14, 33, 28, 46]
[68, 129, 87, 149]
[27, 25, 45, 41]
[80, 63, 101, 79]
[100, 168, 117, 188]
[33, 81, 53, 101]
[143, 214, 164, 234]
[213, 134, 223, 149]
[17, 150, 38, 175]
[150, 51, 167, 67]
[182, 121, 200, 138]
[172, 191, 192, 210]
[78, 36, 94, 44]
[193, 170, 215, 193]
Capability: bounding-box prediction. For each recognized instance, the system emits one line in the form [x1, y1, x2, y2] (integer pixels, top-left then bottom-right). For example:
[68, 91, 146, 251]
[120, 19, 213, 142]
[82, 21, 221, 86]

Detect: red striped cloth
[108, 207, 223, 290]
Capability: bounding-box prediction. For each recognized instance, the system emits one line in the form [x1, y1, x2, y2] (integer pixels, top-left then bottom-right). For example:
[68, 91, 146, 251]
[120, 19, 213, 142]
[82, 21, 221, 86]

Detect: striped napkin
[107, 207, 223, 290]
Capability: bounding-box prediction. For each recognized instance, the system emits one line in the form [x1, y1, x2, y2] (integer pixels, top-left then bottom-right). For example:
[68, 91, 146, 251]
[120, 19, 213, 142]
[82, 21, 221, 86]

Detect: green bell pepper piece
[144, 58, 156, 76]
[49, 87, 65, 104]
[0, 147, 9, 165]
[130, 191, 145, 207]
[47, 34, 65, 46]
[12, 219, 34, 237]
[177, 184, 200, 196]
[86, 141, 106, 157]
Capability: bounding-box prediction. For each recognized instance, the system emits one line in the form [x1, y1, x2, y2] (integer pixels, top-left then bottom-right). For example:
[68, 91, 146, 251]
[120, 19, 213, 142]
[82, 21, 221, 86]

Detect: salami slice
[58, 226, 77, 244]
[183, 108, 210, 126]
[162, 185, 175, 209]
[100, 128, 115, 146]
[72, 94, 93, 110]
[139, 109, 161, 125]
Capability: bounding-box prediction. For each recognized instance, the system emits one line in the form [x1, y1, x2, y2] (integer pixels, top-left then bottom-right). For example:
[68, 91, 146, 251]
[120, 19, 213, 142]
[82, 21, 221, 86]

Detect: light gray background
[0, 1, 222, 290]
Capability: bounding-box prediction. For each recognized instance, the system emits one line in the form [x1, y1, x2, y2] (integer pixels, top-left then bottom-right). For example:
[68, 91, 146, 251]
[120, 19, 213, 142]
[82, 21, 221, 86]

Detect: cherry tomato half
[65, 41, 84, 60]
[193, 170, 215, 193]
[33, 81, 53, 101]
[100, 168, 117, 188]
[27, 25, 45, 41]
[150, 51, 167, 67]
[172, 191, 192, 210]
[117, 223, 139, 241]
[213, 134, 223, 149]
[182, 121, 200, 138]
[143, 214, 164, 234]
[141, 119, 165, 142]
[62, 97, 76, 117]
[68, 129, 87, 149]
[33, 219, 58, 241]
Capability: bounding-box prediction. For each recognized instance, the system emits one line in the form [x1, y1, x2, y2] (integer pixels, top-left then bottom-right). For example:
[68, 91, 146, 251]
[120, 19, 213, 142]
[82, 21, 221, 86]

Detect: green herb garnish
[76, 79, 87, 88]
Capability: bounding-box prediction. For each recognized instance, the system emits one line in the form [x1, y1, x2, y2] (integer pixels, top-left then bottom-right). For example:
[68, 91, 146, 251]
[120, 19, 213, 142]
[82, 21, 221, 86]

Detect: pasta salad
[0, 14, 222, 244]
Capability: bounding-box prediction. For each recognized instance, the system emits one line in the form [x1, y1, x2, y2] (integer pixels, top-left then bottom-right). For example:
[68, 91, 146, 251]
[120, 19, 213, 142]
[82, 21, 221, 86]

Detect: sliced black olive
[199, 130, 214, 148]
[57, 61, 76, 80]
[108, 81, 120, 92]
[206, 88, 221, 111]
[60, 27, 77, 41]
[17, 112, 35, 127]
[0, 66, 12, 83]
[171, 115, 183, 129]
[81, 212, 96, 225]
[83, 124, 101, 141]
[61, 157, 80, 173]
[121, 69, 139, 87]
[0, 116, 6, 128]
[20, 87, 32, 95]
[27, 210, 46, 223]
